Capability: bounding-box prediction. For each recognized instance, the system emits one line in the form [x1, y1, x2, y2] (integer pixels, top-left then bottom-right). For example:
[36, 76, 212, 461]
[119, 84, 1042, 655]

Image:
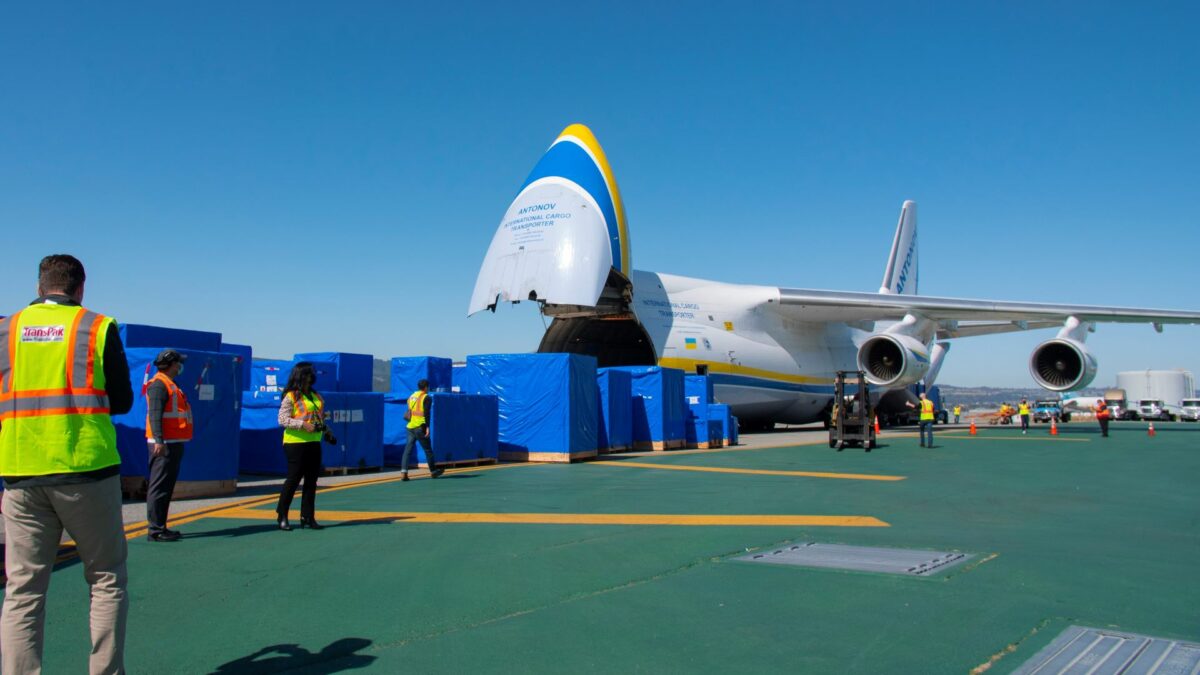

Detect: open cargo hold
[113, 348, 240, 498]
[118, 323, 221, 352]
[249, 359, 294, 394]
[608, 366, 687, 451]
[383, 393, 498, 468]
[709, 404, 739, 446]
[465, 353, 598, 462]
[597, 368, 633, 453]
[389, 356, 453, 394]
[293, 352, 374, 393]
[685, 374, 715, 448]
[240, 391, 384, 474]
[220, 343, 253, 391]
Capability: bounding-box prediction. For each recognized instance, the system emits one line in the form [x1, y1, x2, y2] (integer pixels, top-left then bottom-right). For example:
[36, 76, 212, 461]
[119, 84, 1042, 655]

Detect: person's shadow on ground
[210, 637, 375, 674]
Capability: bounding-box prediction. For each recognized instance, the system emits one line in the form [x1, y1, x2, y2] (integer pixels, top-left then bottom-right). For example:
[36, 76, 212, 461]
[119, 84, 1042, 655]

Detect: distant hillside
[935, 385, 1105, 409]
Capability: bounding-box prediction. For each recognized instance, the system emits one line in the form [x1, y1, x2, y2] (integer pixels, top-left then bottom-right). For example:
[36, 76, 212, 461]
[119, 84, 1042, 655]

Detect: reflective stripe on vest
[283, 391, 324, 444]
[0, 305, 120, 476]
[406, 391, 428, 428]
[920, 399, 935, 421]
[145, 372, 193, 442]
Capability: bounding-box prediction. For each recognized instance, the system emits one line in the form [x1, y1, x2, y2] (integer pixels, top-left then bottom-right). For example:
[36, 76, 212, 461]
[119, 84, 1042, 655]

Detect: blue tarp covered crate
[249, 359, 294, 395]
[221, 343, 253, 390]
[465, 353, 598, 462]
[609, 366, 687, 451]
[451, 364, 467, 392]
[684, 375, 714, 448]
[383, 393, 498, 468]
[240, 391, 384, 474]
[684, 375, 714, 407]
[113, 348, 240, 497]
[294, 352, 374, 392]
[709, 404, 738, 446]
[389, 356, 453, 394]
[597, 368, 633, 452]
[707, 420, 725, 449]
[118, 323, 221, 352]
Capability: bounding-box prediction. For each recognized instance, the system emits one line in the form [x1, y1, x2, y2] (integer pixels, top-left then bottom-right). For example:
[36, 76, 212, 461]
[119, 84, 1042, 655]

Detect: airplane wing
[773, 288, 1200, 339]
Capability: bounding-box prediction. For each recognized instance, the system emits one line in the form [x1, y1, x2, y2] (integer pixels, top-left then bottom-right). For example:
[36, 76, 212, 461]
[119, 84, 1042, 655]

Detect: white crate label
[265, 375, 277, 386]
[351, 409, 364, 422]
[688, 396, 700, 404]
[198, 384, 216, 401]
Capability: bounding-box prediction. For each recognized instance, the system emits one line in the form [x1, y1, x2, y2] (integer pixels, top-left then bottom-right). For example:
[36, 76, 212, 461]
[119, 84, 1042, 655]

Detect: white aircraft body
[469, 124, 1200, 427]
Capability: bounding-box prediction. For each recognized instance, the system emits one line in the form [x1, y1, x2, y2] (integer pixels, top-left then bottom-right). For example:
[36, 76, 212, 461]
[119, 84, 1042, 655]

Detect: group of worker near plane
[0, 254, 1124, 674]
[0, 255, 442, 674]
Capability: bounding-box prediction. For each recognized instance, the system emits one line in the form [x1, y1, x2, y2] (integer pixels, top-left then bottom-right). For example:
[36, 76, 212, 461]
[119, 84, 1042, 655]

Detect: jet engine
[1028, 338, 1098, 391]
[857, 334, 931, 387]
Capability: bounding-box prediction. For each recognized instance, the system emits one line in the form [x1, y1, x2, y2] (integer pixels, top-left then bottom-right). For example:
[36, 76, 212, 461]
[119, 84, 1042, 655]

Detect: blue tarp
[684, 375, 714, 447]
[608, 366, 687, 446]
[597, 368, 633, 451]
[294, 352, 375, 392]
[383, 393, 498, 466]
[113, 348, 240, 481]
[709, 404, 738, 445]
[249, 359, 294, 395]
[465, 353, 597, 457]
[708, 419, 724, 447]
[221, 343, 253, 390]
[451, 365, 469, 393]
[118, 323, 221, 352]
[389, 356, 453, 394]
[240, 391, 384, 474]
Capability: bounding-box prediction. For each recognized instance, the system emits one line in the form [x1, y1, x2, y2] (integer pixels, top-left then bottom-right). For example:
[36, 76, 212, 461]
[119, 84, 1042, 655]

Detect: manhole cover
[733, 542, 972, 576]
[1013, 625, 1200, 674]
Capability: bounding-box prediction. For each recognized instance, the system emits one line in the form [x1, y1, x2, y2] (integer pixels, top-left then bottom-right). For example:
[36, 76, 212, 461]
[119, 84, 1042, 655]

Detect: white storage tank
[1115, 369, 1196, 410]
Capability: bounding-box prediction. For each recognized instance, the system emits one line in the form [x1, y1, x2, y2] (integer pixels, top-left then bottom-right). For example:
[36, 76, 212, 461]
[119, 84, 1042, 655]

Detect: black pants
[1021, 414, 1030, 431]
[147, 442, 185, 534]
[277, 441, 321, 520]
[402, 426, 437, 473]
[1098, 417, 1109, 437]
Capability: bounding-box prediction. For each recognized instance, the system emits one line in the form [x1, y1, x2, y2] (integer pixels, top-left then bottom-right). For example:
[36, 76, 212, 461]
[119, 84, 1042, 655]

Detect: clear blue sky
[2, 2, 1197, 387]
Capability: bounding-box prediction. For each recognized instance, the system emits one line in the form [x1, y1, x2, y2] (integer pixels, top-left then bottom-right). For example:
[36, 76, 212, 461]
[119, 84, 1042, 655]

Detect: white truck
[1179, 398, 1200, 422]
[1105, 388, 1133, 420]
[1136, 399, 1176, 422]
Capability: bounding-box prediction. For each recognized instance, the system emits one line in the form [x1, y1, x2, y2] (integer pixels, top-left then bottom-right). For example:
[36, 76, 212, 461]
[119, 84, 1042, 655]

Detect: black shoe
[300, 518, 324, 530]
[430, 468, 445, 479]
[148, 530, 182, 542]
[277, 517, 293, 531]
[919, 443, 926, 448]
[401, 473, 409, 482]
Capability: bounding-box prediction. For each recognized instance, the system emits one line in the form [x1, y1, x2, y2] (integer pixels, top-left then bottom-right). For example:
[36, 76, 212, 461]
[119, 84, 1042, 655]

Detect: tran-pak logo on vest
[20, 325, 65, 343]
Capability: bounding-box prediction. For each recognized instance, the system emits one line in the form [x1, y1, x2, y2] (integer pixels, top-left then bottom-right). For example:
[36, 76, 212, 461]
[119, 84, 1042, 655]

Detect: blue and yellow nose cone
[518, 124, 631, 275]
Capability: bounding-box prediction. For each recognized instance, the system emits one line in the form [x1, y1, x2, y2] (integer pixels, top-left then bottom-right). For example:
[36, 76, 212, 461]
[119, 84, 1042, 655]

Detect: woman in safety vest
[276, 362, 326, 530]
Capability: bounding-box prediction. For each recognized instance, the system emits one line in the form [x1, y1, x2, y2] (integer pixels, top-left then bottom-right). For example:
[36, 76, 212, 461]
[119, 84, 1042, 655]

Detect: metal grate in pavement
[1012, 625, 1200, 674]
[733, 542, 972, 576]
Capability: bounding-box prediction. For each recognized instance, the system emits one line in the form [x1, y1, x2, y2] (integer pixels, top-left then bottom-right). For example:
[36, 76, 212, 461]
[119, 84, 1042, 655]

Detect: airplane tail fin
[878, 200, 918, 295]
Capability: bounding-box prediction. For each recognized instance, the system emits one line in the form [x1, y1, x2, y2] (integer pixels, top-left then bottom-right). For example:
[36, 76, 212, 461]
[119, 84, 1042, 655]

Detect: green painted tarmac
[38, 423, 1200, 673]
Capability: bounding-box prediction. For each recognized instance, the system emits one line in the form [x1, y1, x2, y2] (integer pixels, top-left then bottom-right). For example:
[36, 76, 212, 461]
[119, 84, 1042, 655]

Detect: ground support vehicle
[1180, 399, 1200, 422]
[1137, 399, 1176, 422]
[829, 371, 876, 451]
[1033, 399, 1070, 423]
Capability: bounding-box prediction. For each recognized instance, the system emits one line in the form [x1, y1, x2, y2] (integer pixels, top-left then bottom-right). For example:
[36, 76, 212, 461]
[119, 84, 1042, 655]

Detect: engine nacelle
[1028, 338, 1098, 391]
[857, 334, 931, 387]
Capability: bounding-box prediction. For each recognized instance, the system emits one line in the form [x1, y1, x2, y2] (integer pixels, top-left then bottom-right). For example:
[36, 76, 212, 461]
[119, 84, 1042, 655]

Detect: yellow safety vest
[406, 391, 428, 429]
[0, 304, 120, 476]
[283, 391, 324, 444]
[1018, 403, 1030, 415]
[920, 399, 935, 421]
[953, 406, 961, 415]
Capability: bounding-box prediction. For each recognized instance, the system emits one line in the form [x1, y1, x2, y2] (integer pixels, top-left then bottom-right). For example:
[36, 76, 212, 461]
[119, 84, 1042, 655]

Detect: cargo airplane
[469, 124, 1200, 428]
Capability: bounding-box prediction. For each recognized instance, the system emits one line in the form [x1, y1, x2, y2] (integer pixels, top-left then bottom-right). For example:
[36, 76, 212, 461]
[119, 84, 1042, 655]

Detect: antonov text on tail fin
[469, 124, 1200, 428]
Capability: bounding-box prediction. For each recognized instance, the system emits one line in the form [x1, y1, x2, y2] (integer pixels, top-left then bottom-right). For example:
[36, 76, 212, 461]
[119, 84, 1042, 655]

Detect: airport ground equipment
[1033, 399, 1069, 423]
[829, 371, 875, 451]
[1180, 398, 1200, 421]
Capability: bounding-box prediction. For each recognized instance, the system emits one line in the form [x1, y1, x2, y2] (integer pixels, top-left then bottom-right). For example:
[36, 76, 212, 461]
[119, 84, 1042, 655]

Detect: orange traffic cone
[874, 416, 881, 434]
[969, 420, 977, 435]
[1050, 418, 1058, 435]
[1148, 422, 1156, 437]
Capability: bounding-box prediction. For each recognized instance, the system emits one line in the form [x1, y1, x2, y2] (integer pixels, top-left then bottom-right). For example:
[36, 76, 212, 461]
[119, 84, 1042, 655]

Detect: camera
[311, 415, 338, 445]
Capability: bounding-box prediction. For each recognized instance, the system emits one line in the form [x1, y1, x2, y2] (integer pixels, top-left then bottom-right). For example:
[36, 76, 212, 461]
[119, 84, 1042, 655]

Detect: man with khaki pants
[0, 254, 134, 674]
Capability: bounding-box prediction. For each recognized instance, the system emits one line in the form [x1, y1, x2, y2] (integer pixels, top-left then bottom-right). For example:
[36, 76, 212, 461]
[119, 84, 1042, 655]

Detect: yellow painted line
[212, 508, 890, 528]
[939, 434, 1091, 443]
[595, 460, 905, 482]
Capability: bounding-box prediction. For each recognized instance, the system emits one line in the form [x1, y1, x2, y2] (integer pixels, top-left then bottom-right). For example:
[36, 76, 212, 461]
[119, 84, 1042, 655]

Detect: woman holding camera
[276, 362, 325, 531]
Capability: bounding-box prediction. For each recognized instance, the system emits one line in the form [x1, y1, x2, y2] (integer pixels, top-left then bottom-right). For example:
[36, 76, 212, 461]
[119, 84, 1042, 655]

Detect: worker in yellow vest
[906, 392, 937, 447]
[144, 349, 193, 542]
[401, 379, 443, 481]
[276, 362, 327, 530]
[1018, 398, 1031, 434]
[0, 254, 134, 674]
[952, 404, 961, 424]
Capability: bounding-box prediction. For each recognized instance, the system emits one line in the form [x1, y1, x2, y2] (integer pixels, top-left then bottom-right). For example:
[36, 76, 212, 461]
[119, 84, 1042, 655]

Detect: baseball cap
[153, 349, 188, 367]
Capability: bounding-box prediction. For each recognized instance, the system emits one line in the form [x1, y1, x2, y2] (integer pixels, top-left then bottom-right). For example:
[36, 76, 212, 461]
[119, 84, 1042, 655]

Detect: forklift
[829, 370, 876, 451]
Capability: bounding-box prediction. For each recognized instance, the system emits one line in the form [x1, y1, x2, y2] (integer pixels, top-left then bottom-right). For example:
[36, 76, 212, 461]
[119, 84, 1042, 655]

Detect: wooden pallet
[632, 439, 687, 452]
[599, 445, 634, 455]
[499, 450, 598, 463]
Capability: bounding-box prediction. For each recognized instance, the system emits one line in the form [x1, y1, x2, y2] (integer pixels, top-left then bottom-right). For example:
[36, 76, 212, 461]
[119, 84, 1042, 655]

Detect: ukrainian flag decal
[685, 338, 698, 350]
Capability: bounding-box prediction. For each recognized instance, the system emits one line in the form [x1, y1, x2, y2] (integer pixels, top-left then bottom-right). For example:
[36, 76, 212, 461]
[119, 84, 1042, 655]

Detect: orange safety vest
[144, 371, 193, 442]
[1094, 401, 1110, 419]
